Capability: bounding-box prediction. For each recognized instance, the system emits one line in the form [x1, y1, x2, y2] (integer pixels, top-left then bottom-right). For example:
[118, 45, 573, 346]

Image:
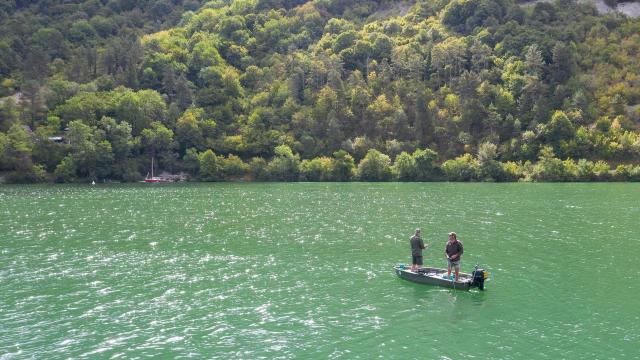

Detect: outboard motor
[471, 265, 488, 290]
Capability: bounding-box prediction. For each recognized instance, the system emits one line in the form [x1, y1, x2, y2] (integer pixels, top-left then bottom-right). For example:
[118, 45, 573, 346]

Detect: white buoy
[91, 180, 95, 185]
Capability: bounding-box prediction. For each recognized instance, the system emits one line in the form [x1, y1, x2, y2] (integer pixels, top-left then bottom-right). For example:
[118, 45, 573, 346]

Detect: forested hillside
[1, 0, 639, 182]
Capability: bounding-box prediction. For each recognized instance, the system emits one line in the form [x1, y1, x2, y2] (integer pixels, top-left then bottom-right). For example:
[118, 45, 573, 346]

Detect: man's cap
[448, 232, 456, 236]
[415, 228, 421, 233]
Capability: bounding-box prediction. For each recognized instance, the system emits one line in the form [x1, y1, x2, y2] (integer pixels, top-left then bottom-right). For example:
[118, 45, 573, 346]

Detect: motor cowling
[471, 267, 487, 290]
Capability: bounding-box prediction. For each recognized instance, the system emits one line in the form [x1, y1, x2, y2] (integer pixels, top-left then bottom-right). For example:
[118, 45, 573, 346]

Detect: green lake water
[1, 183, 638, 359]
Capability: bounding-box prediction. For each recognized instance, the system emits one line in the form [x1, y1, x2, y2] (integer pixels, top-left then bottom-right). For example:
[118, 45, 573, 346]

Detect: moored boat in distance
[394, 264, 488, 291]
[142, 157, 174, 183]
[143, 176, 172, 183]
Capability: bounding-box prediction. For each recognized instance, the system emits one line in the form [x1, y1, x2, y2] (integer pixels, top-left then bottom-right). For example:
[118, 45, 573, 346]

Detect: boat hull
[142, 177, 172, 183]
[394, 266, 473, 290]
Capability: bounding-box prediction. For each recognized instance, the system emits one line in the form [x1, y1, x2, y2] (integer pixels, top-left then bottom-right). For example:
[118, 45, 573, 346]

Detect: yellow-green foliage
[1, 0, 639, 182]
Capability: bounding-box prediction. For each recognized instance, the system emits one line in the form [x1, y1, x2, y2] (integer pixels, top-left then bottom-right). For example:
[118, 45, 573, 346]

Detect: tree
[413, 148, 440, 181]
[393, 151, 416, 181]
[188, 38, 224, 74]
[176, 108, 205, 153]
[333, 30, 359, 53]
[268, 144, 300, 181]
[300, 156, 333, 181]
[430, 36, 466, 85]
[67, 120, 98, 178]
[20, 80, 47, 127]
[550, 42, 576, 84]
[442, 0, 479, 33]
[313, 86, 339, 139]
[4, 123, 32, 166]
[357, 149, 392, 181]
[54, 155, 77, 182]
[182, 147, 200, 176]
[45, 79, 80, 109]
[531, 146, 566, 181]
[115, 89, 168, 135]
[0, 98, 20, 132]
[199, 149, 220, 181]
[31, 126, 67, 172]
[141, 122, 175, 160]
[220, 154, 249, 179]
[2, 123, 47, 183]
[196, 66, 234, 109]
[0, 131, 7, 170]
[593, 160, 611, 181]
[470, 40, 492, 72]
[524, 44, 544, 78]
[54, 92, 108, 126]
[0, 41, 19, 77]
[249, 157, 270, 181]
[331, 150, 355, 181]
[95, 140, 114, 179]
[101, 117, 133, 161]
[442, 154, 479, 181]
[477, 142, 506, 181]
[366, 94, 394, 139]
[543, 110, 575, 156]
[477, 142, 497, 164]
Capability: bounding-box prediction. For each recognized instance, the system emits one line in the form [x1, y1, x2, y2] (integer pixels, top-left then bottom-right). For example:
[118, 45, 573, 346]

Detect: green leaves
[269, 144, 300, 181]
[198, 149, 220, 181]
[442, 153, 479, 181]
[141, 122, 175, 157]
[1, 0, 640, 183]
[357, 149, 392, 181]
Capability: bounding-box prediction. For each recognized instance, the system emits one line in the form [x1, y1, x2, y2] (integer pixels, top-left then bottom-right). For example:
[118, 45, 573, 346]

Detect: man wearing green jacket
[410, 229, 426, 272]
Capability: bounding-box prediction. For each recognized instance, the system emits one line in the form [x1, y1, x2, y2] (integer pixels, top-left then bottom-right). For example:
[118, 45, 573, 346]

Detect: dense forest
[0, 0, 639, 183]
[603, 0, 637, 7]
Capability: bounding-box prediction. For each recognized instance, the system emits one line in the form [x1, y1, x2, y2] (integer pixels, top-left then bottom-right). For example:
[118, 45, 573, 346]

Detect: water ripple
[0, 183, 638, 358]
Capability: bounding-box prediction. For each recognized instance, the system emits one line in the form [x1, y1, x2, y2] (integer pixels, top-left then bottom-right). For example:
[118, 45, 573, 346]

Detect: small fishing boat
[394, 265, 488, 290]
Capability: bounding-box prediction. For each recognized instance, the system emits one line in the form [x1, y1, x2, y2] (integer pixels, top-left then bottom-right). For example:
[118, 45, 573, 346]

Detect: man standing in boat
[410, 229, 426, 272]
[445, 232, 463, 281]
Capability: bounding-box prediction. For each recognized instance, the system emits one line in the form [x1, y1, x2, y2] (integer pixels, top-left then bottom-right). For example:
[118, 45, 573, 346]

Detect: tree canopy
[1, 0, 639, 183]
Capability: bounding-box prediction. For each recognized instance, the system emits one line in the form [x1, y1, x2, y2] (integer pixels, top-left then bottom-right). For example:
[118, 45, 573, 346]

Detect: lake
[1, 183, 638, 359]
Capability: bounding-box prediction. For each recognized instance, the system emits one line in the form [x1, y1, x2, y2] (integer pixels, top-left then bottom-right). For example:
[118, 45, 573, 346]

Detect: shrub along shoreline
[1, 143, 638, 183]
